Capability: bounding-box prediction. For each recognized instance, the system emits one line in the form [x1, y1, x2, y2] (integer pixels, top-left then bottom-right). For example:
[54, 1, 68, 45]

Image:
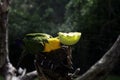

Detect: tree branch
[75, 35, 120, 80]
[20, 71, 37, 80]
[3, 62, 16, 80]
[2, 63, 37, 80]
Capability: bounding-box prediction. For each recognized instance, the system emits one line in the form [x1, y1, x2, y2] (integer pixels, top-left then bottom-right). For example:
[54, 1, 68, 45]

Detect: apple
[58, 32, 81, 45]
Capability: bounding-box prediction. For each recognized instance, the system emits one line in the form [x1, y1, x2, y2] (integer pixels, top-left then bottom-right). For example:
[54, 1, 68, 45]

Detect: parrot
[23, 33, 61, 54]
[22, 32, 81, 54]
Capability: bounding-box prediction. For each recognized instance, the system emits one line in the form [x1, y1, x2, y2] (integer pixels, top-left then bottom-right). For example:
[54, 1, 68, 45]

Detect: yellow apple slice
[58, 32, 81, 45]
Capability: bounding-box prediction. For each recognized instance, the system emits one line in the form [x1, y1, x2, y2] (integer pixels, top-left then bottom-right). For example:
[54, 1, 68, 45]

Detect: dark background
[8, 0, 120, 75]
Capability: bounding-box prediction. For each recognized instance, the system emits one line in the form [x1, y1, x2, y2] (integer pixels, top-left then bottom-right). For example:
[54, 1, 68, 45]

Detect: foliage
[106, 75, 120, 80]
[0, 76, 4, 80]
[8, 0, 69, 42]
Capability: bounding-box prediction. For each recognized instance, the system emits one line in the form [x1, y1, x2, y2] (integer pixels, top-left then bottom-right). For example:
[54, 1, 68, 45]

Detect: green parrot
[23, 32, 81, 54]
[23, 32, 64, 54]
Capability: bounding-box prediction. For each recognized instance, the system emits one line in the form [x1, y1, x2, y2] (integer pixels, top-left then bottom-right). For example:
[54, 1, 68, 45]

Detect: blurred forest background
[8, 0, 120, 79]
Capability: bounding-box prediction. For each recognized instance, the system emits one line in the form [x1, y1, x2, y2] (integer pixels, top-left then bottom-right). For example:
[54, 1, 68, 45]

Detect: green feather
[23, 33, 52, 54]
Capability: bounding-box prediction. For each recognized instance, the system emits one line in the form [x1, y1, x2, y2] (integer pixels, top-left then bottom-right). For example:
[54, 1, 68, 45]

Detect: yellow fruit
[43, 38, 61, 52]
[58, 32, 81, 45]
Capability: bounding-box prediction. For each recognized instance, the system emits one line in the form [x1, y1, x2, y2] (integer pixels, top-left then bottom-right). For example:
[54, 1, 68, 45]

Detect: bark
[0, 0, 9, 68]
[35, 46, 74, 80]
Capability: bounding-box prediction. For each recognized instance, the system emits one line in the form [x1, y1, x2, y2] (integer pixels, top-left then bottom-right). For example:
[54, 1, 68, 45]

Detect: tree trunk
[0, 0, 17, 80]
[0, 0, 9, 68]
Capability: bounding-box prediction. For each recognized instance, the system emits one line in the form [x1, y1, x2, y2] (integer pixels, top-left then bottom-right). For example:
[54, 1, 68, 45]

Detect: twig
[20, 71, 37, 80]
[3, 62, 16, 80]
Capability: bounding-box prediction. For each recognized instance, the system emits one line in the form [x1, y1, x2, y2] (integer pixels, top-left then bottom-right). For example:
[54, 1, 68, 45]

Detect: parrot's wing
[23, 33, 52, 54]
